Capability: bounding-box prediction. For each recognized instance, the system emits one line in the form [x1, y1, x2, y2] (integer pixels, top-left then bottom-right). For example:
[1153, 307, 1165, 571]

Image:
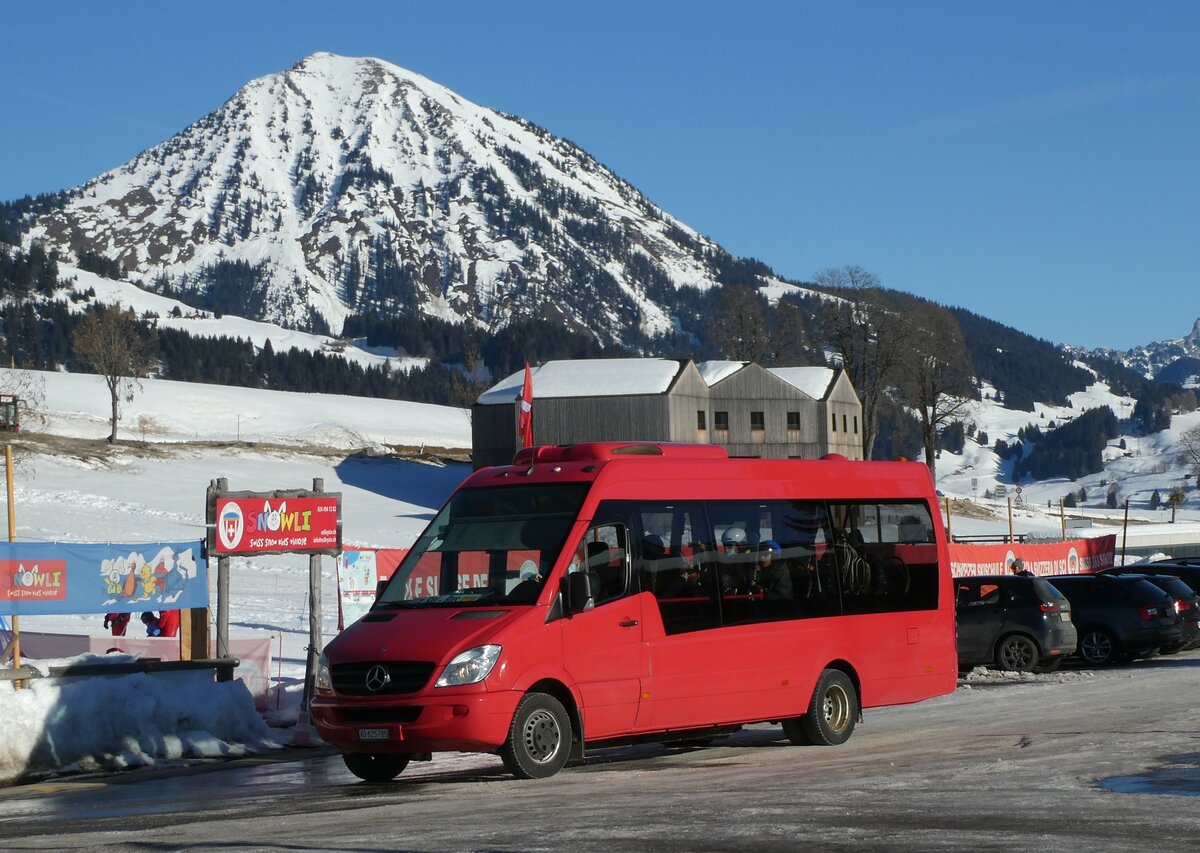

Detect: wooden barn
[471, 359, 863, 469]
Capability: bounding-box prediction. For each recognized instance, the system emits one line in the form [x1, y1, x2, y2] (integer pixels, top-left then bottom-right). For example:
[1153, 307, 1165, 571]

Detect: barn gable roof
[767, 366, 836, 400]
[476, 358, 686, 405]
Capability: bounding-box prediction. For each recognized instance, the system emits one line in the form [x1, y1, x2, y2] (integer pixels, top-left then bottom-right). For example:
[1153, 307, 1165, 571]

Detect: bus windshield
[377, 482, 590, 608]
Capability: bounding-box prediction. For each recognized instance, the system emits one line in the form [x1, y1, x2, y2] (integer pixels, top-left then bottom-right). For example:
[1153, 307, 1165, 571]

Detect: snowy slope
[60, 263, 427, 374]
[935, 370, 1200, 538]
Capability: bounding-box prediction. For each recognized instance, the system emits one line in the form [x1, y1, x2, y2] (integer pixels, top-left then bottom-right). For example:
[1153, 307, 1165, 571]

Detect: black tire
[342, 752, 411, 783]
[1078, 628, 1119, 666]
[995, 634, 1039, 672]
[1032, 657, 1063, 674]
[781, 716, 813, 745]
[798, 669, 858, 746]
[500, 693, 572, 779]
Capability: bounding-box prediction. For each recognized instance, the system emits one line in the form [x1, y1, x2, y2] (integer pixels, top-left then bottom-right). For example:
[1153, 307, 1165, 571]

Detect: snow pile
[0, 653, 287, 785]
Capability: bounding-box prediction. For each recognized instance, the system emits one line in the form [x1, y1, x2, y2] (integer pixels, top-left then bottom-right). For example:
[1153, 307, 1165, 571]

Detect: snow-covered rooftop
[476, 359, 684, 404]
[769, 366, 835, 399]
[697, 360, 745, 385]
[478, 360, 839, 404]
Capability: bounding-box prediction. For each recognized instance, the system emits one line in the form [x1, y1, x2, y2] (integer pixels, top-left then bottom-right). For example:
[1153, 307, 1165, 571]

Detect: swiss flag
[517, 361, 534, 448]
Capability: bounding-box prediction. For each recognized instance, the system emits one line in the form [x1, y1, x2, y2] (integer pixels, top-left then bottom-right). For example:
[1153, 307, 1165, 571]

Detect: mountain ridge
[1066, 318, 1200, 387]
[16, 52, 792, 346]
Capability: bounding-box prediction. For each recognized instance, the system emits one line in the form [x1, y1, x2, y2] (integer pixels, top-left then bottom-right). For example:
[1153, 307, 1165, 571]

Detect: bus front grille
[332, 661, 437, 695]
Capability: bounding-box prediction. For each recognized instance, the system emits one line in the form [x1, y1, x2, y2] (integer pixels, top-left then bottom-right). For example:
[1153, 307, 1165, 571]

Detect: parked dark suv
[1096, 571, 1200, 652]
[955, 576, 1078, 673]
[1124, 559, 1200, 597]
[1046, 574, 1183, 665]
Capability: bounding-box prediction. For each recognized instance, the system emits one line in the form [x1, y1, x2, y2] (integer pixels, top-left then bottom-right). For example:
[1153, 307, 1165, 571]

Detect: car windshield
[376, 482, 589, 608]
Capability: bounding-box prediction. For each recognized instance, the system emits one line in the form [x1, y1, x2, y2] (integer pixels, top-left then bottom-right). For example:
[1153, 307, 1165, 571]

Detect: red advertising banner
[214, 496, 341, 555]
[947, 535, 1116, 578]
[1, 559, 68, 601]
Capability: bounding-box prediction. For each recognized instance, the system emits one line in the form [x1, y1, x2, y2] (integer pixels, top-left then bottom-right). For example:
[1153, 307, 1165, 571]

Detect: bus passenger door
[559, 524, 647, 740]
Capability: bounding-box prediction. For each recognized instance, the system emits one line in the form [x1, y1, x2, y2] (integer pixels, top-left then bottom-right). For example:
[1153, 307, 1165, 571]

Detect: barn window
[750, 411, 765, 431]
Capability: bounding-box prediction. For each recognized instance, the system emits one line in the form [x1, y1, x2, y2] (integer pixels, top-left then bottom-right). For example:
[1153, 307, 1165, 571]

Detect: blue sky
[2, 1, 1196, 351]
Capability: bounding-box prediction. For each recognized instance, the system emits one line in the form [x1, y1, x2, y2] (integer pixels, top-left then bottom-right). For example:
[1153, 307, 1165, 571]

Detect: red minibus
[311, 442, 957, 781]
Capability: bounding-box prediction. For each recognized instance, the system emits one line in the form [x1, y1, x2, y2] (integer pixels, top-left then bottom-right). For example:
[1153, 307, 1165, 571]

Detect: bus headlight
[316, 652, 332, 692]
[435, 644, 501, 687]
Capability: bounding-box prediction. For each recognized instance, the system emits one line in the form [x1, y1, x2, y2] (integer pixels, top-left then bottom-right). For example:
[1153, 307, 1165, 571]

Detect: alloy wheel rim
[823, 684, 851, 732]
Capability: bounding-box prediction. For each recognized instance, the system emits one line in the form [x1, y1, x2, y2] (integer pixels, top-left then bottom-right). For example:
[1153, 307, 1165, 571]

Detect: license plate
[358, 727, 392, 741]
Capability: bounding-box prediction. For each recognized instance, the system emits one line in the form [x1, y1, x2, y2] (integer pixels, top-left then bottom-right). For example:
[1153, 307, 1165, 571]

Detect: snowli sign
[208, 490, 342, 557]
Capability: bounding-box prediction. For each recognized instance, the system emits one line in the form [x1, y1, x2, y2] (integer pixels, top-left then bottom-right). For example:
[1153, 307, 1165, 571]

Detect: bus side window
[630, 502, 721, 635]
[580, 523, 628, 607]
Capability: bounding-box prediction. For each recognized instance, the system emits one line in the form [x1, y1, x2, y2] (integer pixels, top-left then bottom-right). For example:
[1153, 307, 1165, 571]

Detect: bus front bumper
[310, 690, 521, 754]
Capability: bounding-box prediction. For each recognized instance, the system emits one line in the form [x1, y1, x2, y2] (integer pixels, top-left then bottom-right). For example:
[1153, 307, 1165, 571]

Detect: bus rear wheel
[500, 692, 571, 779]
[798, 669, 858, 746]
[342, 752, 411, 782]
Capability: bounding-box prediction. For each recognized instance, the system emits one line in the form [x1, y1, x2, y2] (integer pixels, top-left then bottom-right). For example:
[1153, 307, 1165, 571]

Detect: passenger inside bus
[754, 539, 792, 601]
[507, 559, 546, 603]
[718, 525, 755, 594]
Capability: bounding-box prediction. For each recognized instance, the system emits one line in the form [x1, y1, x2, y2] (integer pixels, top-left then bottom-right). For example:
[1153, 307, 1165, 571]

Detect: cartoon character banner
[336, 547, 408, 629]
[0, 541, 208, 616]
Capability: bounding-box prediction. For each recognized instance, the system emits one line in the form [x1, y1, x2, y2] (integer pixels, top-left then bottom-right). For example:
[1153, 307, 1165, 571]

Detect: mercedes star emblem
[365, 664, 391, 692]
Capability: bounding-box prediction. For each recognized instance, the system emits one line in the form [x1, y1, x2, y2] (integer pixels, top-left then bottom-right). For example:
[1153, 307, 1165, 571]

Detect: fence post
[301, 478, 324, 717]
[210, 478, 231, 660]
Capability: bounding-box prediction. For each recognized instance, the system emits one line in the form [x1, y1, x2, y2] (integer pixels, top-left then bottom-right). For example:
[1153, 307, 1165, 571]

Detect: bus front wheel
[798, 669, 858, 746]
[501, 692, 572, 779]
[342, 752, 411, 782]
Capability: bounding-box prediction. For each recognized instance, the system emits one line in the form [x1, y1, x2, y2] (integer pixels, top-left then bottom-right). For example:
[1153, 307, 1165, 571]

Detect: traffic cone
[290, 709, 321, 747]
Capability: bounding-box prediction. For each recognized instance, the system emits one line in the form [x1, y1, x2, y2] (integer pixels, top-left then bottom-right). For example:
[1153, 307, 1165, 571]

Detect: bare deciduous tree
[71, 306, 158, 443]
[451, 347, 492, 410]
[896, 305, 976, 478]
[0, 367, 48, 433]
[709, 286, 770, 362]
[0, 367, 48, 473]
[814, 266, 913, 459]
[1178, 423, 1200, 483]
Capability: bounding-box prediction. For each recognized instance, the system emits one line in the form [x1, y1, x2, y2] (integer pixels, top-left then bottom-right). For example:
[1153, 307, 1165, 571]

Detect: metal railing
[2, 657, 239, 683]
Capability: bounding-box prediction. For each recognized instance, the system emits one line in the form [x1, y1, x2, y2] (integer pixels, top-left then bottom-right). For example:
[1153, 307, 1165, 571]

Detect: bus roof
[464, 442, 936, 503]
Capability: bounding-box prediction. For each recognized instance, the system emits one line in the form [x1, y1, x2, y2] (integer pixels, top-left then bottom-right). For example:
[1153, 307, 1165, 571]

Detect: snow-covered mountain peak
[21, 53, 731, 341]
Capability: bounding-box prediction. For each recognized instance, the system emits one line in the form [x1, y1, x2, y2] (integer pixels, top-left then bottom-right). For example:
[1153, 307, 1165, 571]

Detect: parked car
[955, 576, 1077, 673]
[1124, 560, 1200, 597]
[1046, 574, 1183, 666]
[1096, 570, 1200, 652]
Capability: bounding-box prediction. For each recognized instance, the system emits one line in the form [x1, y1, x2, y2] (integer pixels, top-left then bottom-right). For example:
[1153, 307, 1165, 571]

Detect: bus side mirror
[563, 571, 593, 615]
[376, 579, 388, 601]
